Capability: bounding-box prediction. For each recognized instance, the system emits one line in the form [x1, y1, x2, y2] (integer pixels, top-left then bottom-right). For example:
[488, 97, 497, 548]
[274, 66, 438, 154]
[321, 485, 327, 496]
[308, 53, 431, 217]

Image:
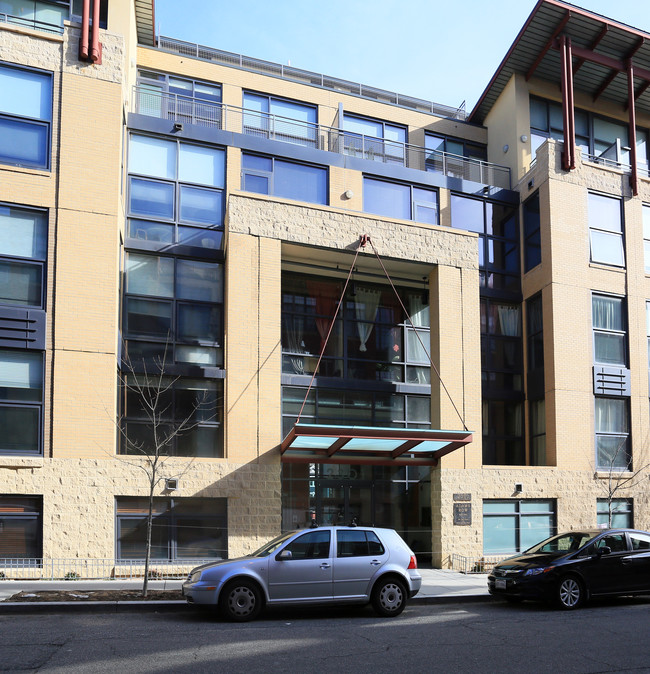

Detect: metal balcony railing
[0, 12, 64, 34]
[156, 36, 466, 121]
[132, 86, 511, 189]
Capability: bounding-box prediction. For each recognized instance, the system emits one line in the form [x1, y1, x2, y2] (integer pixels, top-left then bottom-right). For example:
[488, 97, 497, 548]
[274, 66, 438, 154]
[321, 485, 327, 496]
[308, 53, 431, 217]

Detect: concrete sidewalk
[0, 569, 490, 613]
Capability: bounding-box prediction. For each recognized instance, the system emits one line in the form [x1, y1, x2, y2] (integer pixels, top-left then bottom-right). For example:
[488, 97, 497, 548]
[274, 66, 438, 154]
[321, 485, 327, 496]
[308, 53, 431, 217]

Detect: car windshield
[524, 532, 597, 554]
[249, 531, 296, 557]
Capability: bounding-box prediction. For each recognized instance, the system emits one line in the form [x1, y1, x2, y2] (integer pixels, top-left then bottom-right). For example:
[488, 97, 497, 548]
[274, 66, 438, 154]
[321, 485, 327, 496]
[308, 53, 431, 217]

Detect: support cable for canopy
[295, 234, 468, 433]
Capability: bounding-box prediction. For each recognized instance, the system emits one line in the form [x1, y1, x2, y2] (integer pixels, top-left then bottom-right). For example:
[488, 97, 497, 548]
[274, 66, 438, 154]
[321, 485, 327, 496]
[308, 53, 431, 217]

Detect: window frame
[483, 499, 556, 555]
[592, 293, 627, 367]
[241, 153, 328, 205]
[588, 192, 625, 268]
[363, 176, 438, 225]
[595, 396, 631, 471]
[596, 498, 633, 528]
[0, 495, 43, 561]
[0, 62, 53, 170]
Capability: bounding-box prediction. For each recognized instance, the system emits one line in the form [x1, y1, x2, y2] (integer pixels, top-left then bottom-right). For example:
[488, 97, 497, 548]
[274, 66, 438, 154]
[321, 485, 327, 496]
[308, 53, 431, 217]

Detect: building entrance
[316, 479, 373, 526]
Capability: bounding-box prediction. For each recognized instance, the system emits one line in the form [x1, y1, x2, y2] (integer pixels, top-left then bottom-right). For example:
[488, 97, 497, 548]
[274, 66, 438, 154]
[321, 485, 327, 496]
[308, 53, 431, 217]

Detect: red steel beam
[628, 61, 638, 196]
[526, 10, 571, 81]
[560, 36, 576, 170]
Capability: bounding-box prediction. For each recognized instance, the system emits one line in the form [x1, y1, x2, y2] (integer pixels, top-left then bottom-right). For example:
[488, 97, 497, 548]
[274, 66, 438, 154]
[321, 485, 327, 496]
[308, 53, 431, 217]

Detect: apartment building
[1, 0, 650, 573]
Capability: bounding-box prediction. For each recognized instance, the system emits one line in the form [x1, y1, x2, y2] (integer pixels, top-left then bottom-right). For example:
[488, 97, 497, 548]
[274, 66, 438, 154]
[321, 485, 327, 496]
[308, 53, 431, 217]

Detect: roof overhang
[280, 424, 473, 466]
[470, 0, 650, 124]
[134, 0, 156, 46]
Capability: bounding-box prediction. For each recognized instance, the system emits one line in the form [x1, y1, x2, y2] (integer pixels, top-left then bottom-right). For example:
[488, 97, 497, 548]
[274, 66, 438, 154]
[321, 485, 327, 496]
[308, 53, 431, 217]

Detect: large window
[527, 294, 543, 372]
[597, 498, 632, 528]
[363, 177, 437, 225]
[0, 205, 47, 308]
[592, 294, 626, 367]
[588, 193, 624, 267]
[0, 349, 43, 455]
[136, 71, 222, 127]
[530, 97, 648, 172]
[128, 134, 225, 250]
[2, 0, 68, 31]
[124, 252, 223, 368]
[0, 496, 42, 559]
[243, 93, 317, 147]
[342, 114, 406, 165]
[0, 64, 52, 169]
[523, 192, 541, 272]
[483, 500, 555, 555]
[121, 375, 222, 457]
[451, 195, 519, 293]
[595, 397, 630, 471]
[241, 153, 327, 205]
[115, 497, 227, 560]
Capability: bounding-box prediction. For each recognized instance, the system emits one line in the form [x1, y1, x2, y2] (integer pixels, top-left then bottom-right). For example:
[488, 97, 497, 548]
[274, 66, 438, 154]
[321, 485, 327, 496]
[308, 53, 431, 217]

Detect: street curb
[0, 595, 492, 614]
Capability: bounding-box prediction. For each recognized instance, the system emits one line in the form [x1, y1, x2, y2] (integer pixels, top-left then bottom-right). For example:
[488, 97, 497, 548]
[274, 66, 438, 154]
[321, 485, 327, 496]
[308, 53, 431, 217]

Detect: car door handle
[370, 560, 382, 566]
[320, 563, 331, 569]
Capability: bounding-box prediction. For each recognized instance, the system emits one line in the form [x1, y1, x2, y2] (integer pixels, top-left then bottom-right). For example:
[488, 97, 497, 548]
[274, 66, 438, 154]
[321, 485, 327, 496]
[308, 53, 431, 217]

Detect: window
[115, 497, 227, 560]
[136, 71, 222, 127]
[483, 499, 555, 555]
[597, 498, 632, 528]
[451, 195, 519, 293]
[529, 97, 648, 172]
[0, 496, 42, 559]
[527, 295, 543, 372]
[120, 375, 222, 457]
[641, 204, 650, 274]
[0, 205, 47, 308]
[0, 349, 43, 455]
[595, 397, 630, 470]
[363, 177, 438, 225]
[128, 134, 225, 250]
[342, 114, 406, 165]
[1, 0, 67, 32]
[241, 154, 327, 205]
[282, 530, 331, 560]
[336, 530, 385, 557]
[588, 193, 624, 267]
[243, 92, 317, 147]
[424, 133, 487, 180]
[124, 252, 223, 367]
[529, 399, 546, 466]
[523, 192, 541, 272]
[592, 294, 626, 366]
[0, 64, 52, 169]
[71, 0, 107, 27]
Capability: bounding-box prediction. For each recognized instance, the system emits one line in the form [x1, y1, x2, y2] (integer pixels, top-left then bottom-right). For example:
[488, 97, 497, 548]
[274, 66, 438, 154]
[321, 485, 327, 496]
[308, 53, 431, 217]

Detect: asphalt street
[2, 598, 650, 673]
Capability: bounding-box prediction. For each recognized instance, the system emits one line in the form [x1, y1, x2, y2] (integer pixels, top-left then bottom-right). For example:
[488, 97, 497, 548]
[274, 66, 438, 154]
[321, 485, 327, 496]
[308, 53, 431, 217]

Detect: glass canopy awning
[280, 424, 473, 466]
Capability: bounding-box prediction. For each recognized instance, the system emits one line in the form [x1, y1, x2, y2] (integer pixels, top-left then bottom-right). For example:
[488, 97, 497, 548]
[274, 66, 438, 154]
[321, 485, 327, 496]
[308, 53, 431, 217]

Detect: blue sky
[153, 1, 649, 114]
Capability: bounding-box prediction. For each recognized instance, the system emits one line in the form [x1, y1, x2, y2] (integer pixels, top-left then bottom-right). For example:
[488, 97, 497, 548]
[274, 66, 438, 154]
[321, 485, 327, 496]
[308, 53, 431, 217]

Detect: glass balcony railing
[132, 86, 511, 190]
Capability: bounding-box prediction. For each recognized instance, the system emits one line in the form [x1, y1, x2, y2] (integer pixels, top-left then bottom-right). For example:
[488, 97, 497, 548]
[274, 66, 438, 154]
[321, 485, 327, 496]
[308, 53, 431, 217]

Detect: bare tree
[117, 343, 215, 597]
[594, 438, 650, 528]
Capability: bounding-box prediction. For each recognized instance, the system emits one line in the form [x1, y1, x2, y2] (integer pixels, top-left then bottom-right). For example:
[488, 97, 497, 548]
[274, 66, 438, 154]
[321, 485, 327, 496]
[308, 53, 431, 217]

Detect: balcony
[156, 36, 466, 121]
[132, 86, 512, 190]
[0, 10, 64, 35]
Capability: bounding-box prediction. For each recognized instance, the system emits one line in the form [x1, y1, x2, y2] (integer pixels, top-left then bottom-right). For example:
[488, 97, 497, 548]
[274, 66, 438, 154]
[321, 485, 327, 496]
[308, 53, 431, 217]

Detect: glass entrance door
[316, 480, 373, 526]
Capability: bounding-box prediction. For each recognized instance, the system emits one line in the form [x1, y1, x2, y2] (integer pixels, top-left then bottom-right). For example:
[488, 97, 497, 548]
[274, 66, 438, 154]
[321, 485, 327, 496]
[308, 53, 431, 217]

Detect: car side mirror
[277, 549, 292, 560]
[597, 546, 612, 556]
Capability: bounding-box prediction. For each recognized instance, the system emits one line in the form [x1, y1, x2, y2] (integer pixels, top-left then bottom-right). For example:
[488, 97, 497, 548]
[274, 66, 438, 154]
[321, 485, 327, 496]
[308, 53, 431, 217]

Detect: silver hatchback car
[182, 525, 422, 621]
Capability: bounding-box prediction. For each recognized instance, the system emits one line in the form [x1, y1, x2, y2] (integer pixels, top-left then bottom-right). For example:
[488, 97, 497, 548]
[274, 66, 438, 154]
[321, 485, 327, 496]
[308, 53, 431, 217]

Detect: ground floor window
[597, 498, 632, 528]
[0, 496, 42, 559]
[483, 499, 555, 555]
[281, 463, 431, 562]
[115, 497, 227, 560]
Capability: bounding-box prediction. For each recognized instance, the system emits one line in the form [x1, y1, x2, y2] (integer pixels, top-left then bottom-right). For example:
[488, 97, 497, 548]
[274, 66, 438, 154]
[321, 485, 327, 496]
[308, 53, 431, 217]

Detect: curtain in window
[592, 295, 622, 330]
[306, 280, 340, 350]
[355, 287, 381, 352]
[408, 292, 430, 328]
[497, 305, 521, 336]
[595, 398, 628, 433]
[283, 315, 305, 374]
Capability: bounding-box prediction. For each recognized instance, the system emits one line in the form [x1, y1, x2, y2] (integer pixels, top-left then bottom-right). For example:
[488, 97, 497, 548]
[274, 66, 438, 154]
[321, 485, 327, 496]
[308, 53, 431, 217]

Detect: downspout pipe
[628, 60, 638, 196]
[90, 0, 101, 64]
[79, 0, 89, 60]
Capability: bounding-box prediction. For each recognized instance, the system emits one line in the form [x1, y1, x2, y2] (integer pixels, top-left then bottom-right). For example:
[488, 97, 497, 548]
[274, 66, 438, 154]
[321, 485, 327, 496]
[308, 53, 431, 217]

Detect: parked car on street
[488, 528, 650, 609]
[183, 525, 421, 621]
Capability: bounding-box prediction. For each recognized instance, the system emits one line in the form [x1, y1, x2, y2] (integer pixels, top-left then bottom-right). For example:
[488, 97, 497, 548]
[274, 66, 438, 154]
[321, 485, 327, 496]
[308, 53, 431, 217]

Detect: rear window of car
[337, 530, 385, 557]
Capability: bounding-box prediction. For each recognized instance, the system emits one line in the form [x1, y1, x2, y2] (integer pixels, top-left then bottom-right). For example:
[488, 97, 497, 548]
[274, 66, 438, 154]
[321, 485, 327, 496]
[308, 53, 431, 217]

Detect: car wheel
[556, 575, 584, 610]
[219, 579, 262, 622]
[371, 577, 407, 617]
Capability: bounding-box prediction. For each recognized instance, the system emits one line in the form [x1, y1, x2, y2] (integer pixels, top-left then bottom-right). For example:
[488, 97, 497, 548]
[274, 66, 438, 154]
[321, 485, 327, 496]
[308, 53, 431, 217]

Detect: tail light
[408, 554, 418, 569]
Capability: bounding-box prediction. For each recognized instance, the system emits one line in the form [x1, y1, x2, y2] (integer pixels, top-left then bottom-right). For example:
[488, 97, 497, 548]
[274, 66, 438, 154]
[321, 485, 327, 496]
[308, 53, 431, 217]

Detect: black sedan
[488, 528, 650, 609]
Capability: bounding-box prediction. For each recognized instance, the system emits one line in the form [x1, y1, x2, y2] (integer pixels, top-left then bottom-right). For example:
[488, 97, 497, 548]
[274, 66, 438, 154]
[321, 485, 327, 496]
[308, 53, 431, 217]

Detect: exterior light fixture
[520, 134, 528, 143]
[344, 189, 354, 199]
[173, 122, 183, 132]
[165, 478, 179, 491]
[514, 482, 523, 493]
[503, 144, 509, 153]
